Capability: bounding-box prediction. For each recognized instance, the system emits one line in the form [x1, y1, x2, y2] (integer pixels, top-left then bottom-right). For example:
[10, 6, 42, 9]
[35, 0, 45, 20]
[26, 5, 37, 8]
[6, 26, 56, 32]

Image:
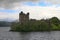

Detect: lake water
[0, 27, 60, 40]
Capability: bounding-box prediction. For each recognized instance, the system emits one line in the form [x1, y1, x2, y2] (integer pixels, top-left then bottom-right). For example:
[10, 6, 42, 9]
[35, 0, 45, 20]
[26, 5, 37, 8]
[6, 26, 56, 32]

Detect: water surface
[0, 27, 60, 40]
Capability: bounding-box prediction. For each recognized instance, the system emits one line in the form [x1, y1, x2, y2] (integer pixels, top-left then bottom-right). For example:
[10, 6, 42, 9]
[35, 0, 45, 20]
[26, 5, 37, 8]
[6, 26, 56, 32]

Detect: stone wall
[19, 11, 29, 24]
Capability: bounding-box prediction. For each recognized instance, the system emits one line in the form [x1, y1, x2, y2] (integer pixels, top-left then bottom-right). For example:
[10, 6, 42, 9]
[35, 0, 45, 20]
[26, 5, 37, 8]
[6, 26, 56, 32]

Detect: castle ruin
[19, 11, 29, 24]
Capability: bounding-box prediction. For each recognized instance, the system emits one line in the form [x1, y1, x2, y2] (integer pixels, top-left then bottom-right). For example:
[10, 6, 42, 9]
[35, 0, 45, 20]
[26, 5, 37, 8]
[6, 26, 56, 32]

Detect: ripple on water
[0, 27, 60, 40]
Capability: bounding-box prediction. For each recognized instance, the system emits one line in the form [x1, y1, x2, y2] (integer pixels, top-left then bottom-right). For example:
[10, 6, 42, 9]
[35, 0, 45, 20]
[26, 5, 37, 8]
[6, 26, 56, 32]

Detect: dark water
[0, 27, 60, 40]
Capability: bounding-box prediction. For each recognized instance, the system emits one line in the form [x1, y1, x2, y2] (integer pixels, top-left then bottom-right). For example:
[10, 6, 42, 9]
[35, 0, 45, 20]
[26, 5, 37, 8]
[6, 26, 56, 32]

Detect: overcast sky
[0, 0, 60, 21]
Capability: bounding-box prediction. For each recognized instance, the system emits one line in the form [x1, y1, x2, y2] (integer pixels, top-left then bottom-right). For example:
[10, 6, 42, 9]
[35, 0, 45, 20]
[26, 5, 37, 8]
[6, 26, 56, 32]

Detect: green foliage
[39, 21, 50, 31]
[50, 17, 60, 26]
[11, 17, 60, 32]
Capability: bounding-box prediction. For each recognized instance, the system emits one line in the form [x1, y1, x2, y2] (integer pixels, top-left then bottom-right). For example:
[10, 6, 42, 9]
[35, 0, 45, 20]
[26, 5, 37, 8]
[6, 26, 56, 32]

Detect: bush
[11, 17, 60, 32]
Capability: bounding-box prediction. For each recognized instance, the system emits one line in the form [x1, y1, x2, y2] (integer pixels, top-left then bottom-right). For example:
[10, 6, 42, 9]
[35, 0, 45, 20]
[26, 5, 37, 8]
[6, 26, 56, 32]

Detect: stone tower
[19, 11, 29, 24]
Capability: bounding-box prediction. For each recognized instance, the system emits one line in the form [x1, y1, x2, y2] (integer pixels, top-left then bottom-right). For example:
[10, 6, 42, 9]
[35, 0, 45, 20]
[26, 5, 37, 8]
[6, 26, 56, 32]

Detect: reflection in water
[20, 32, 31, 40]
[20, 32, 60, 40]
[0, 27, 60, 40]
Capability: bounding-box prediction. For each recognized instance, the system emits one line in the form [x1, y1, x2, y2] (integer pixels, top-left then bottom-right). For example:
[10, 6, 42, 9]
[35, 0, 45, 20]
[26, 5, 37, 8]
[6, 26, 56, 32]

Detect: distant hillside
[0, 18, 16, 22]
[0, 21, 11, 27]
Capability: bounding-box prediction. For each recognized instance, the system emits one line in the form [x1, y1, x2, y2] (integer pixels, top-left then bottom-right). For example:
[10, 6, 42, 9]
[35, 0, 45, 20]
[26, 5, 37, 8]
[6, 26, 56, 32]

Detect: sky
[0, 0, 60, 21]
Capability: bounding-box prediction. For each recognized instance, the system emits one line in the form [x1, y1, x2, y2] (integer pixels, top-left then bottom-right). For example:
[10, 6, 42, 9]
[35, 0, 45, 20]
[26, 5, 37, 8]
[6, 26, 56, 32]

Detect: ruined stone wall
[19, 11, 29, 24]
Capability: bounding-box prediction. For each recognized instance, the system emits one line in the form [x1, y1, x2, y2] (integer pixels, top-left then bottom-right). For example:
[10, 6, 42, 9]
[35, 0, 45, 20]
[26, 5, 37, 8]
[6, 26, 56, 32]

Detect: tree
[50, 17, 60, 26]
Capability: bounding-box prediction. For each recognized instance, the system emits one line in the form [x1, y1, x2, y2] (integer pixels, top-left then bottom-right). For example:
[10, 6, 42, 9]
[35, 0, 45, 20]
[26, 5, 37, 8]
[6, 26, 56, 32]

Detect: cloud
[0, 12, 8, 19]
[0, 5, 60, 21]
[0, 0, 40, 9]
[0, 0, 39, 3]
[0, 12, 19, 20]
[18, 5, 60, 19]
[0, 0, 60, 21]
[0, 0, 60, 9]
[44, 0, 60, 5]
